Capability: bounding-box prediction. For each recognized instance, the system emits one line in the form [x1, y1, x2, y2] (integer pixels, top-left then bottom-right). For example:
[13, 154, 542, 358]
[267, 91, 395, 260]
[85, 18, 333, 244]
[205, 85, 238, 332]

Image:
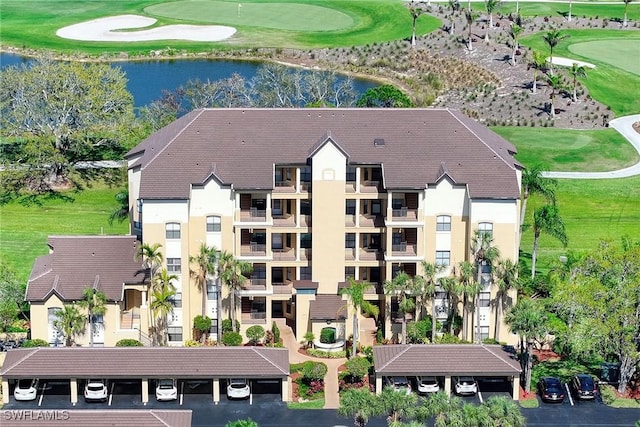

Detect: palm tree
[448, 0, 460, 34]
[464, 8, 475, 51]
[415, 261, 444, 342]
[531, 204, 568, 279]
[409, 2, 423, 48]
[455, 261, 479, 341]
[438, 276, 458, 335]
[484, 396, 526, 426]
[547, 74, 562, 119]
[509, 24, 523, 66]
[340, 277, 380, 358]
[383, 271, 416, 344]
[542, 29, 569, 75]
[484, 0, 501, 42]
[623, 0, 634, 27]
[338, 388, 381, 427]
[470, 230, 500, 343]
[53, 305, 86, 347]
[77, 287, 107, 347]
[151, 268, 177, 344]
[493, 258, 519, 340]
[154, 268, 178, 292]
[108, 189, 129, 225]
[150, 286, 176, 346]
[190, 243, 219, 323]
[218, 251, 252, 329]
[569, 63, 587, 102]
[568, 0, 573, 22]
[519, 164, 557, 246]
[137, 242, 163, 345]
[530, 49, 548, 94]
[505, 298, 548, 392]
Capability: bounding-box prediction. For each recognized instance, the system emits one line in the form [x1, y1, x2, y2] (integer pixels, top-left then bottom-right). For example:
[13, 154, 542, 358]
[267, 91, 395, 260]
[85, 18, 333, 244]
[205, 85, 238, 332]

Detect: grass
[518, 397, 539, 408]
[0, 0, 441, 53]
[491, 127, 640, 172]
[0, 186, 128, 283]
[569, 40, 640, 75]
[497, 2, 640, 21]
[287, 398, 325, 409]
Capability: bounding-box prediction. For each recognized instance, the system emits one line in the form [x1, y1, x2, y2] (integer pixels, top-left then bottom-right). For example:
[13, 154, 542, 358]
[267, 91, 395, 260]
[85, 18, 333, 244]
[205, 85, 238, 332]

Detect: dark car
[570, 374, 597, 400]
[537, 377, 566, 403]
[2, 340, 17, 351]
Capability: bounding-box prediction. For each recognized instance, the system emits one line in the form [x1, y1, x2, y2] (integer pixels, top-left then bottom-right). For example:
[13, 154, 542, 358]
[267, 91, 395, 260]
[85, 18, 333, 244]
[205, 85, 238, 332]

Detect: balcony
[272, 248, 296, 261]
[391, 208, 418, 221]
[299, 215, 311, 227]
[344, 247, 356, 261]
[243, 278, 267, 291]
[300, 182, 312, 192]
[273, 213, 296, 227]
[274, 180, 295, 193]
[242, 311, 267, 324]
[345, 182, 356, 193]
[359, 248, 383, 261]
[345, 214, 356, 227]
[239, 208, 267, 222]
[359, 214, 385, 228]
[272, 282, 293, 294]
[360, 180, 380, 193]
[241, 243, 267, 257]
[299, 248, 312, 261]
[391, 242, 417, 256]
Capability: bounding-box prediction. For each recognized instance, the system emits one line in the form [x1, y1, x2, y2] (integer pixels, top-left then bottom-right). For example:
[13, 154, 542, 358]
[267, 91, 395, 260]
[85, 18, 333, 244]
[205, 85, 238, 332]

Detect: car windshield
[230, 380, 247, 388]
[578, 377, 594, 390]
[393, 378, 408, 386]
[88, 385, 104, 391]
[158, 380, 174, 389]
[421, 378, 437, 385]
[17, 380, 33, 389]
[459, 378, 475, 385]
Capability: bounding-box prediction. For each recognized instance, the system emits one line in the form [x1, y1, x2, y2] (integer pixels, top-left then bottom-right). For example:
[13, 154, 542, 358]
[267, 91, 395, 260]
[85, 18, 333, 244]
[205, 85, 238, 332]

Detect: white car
[84, 379, 108, 402]
[454, 376, 478, 396]
[386, 376, 411, 395]
[227, 378, 250, 399]
[155, 379, 178, 401]
[416, 376, 440, 394]
[14, 378, 39, 401]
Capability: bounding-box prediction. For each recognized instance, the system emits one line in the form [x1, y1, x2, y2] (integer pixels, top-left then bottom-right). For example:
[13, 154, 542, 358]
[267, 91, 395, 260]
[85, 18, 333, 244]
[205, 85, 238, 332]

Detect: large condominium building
[123, 108, 522, 346]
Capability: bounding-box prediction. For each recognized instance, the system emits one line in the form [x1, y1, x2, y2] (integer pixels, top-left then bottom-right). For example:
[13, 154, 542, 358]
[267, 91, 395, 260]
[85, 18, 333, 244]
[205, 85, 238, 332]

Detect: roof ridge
[251, 347, 289, 376]
[378, 345, 411, 371]
[0, 347, 39, 375]
[482, 345, 520, 371]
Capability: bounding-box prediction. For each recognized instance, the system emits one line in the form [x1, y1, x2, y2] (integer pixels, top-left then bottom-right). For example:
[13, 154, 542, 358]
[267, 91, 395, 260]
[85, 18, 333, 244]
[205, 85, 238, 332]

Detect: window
[272, 234, 283, 250]
[272, 200, 283, 216]
[252, 265, 266, 280]
[207, 284, 218, 300]
[476, 326, 489, 342]
[165, 222, 180, 239]
[206, 216, 221, 232]
[300, 166, 311, 182]
[345, 200, 356, 215]
[346, 166, 356, 181]
[478, 222, 493, 238]
[300, 200, 311, 215]
[392, 198, 403, 210]
[345, 267, 355, 280]
[300, 267, 312, 280]
[436, 215, 451, 232]
[171, 292, 182, 308]
[167, 258, 181, 273]
[478, 292, 490, 308]
[167, 327, 183, 342]
[252, 231, 266, 245]
[345, 233, 356, 249]
[436, 251, 450, 267]
[300, 233, 312, 249]
[209, 324, 218, 335]
[372, 200, 381, 215]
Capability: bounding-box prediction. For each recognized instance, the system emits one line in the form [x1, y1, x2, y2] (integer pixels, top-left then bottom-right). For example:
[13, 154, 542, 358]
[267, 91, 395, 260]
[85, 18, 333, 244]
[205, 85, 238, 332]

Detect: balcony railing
[359, 215, 384, 227]
[272, 248, 296, 261]
[300, 182, 312, 192]
[299, 215, 311, 227]
[239, 208, 267, 222]
[272, 283, 293, 294]
[242, 311, 267, 324]
[345, 182, 356, 193]
[273, 214, 296, 227]
[391, 208, 418, 221]
[274, 180, 295, 192]
[241, 243, 267, 256]
[361, 180, 380, 193]
[244, 279, 267, 291]
[391, 243, 417, 256]
[300, 248, 312, 261]
[359, 248, 383, 261]
[344, 247, 356, 260]
[345, 214, 356, 227]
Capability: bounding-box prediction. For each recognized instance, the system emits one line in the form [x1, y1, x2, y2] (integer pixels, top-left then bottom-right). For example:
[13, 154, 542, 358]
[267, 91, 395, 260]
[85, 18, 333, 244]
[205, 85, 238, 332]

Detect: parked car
[155, 379, 178, 401]
[454, 377, 478, 396]
[386, 376, 412, 395]
[570, 374, 597, 400]
[14, 378, 39, 401]
[84, 379, 108, 402]
[2, 340, 17, 351]
[416, 376, 440, 394]
[537, 377, 566, 403]
[227, 378, 250, 399]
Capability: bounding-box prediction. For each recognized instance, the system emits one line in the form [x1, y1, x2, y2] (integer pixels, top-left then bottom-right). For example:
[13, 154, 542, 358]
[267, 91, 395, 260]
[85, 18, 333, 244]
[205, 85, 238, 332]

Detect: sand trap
[56, 15, 236, 42]
[548, 56, 596, 69]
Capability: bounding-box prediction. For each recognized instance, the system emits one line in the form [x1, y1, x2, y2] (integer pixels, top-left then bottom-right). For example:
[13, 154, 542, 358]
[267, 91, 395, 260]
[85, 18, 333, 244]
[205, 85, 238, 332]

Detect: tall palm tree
[77, 287, 107, 348]
[455, 261, 479, 341]
[484, 0, 501, 42]
[53, 305, 86, 347]
[542, 29, 569, 75]
[152, 268, 177, 344]
[547, 74, 562, 119]
[415, 261, 444, 342]
[519, 164, 557, 246]
[409, 2, 423, 48]
[470, 230, 500, 343]
[137, 242, 163, 345]
[438, 276, 459, 335]
[623, 0, 634, 27]
[569, 63, 587, 102]
[150, 286, 176, 346]
[218, 251, 252, 329]
[509, 24, 523, 66]
[383, 272, 415, 344]
[340, 277, 380, 357]
[448, 0, 460, 34]
[531, 204, 568, 279]
[493, 258, 519, 340]
[190, 243, 219, 322]
[568, 0, 573, 22]
[464, 8, 476, 51]
[530, 50, 548, 94]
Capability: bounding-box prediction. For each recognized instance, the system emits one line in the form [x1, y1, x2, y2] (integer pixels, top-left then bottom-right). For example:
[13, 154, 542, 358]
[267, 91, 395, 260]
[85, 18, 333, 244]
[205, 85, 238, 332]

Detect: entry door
[92, 315, 105, 346]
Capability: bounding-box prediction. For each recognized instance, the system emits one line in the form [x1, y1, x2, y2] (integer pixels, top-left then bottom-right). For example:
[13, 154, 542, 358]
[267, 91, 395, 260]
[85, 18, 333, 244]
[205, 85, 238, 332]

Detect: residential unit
[123, 108, 522, 346]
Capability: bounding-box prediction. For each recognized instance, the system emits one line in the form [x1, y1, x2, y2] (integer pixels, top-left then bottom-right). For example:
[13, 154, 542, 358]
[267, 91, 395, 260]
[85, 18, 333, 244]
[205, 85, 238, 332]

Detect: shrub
[246, 325, 266, 345]
[320, 327, 336, 344]
[222, 332, 243, 346]
[303, 331, 315, 348]
[345, 356, 371, 381]
[407, 317, 435, 343]
[222, 318, 240, 334]
[302, 361, 328, 381]
[264, 330, 275, 345]
[21, 338, 49, 348]
[271, 321, 280, 344]
[306, 349, 346, 358]
[193, 315, 212, 335]
[184, 339, 201, 347]
[434, 334, 470, 344]
[115, 339, 143, 347]
[600, 384, 616, 405]
[482, 338, 501, 345]
[225, 418, 258, 427]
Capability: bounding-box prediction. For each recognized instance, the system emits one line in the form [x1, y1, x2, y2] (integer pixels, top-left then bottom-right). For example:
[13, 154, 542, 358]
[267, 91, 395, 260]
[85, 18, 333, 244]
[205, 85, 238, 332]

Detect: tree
[623, 0, 634, 27]
[225, 419, 258, 427]
[531, 203, 568, 279]
[356, 85, 414, 108]
[246, 325, 266, 345]
[542, 29, 570, 75]
[438, 276, 459, 335]
[568, 0, 573, 22]
[137, 242, 163, 345]
[530, 49, 548, 94]
[108, 189, 129, 225]
[379, 386, 420, 425]
[464, 8, 476, 51]
[519, 164, 557, 246]
[193, 315, 212, 343]
[484, 0, 501, 42]
[415, 261, 444, 342]
[190, 243, 219, 334]
[0, 263, 25, 331]
[338, 388, 381, 427]
[53, 305, 86, 347]
[150, 285, 176, 346]
[218, 251, 252, 329]
[340, 277, 380, 357]
[470, 230, 500, 343]
[448, 0, 460, 34]
[505, 298, 548, 392]
[409, 2, 423, 48]
[546, 74, 563, 119]
[384, 272, 416, 344]
[569, 63, 587, 103]
[222, 331, 243, 346]
[455, 261, 480, 342]
[509, 23, 523, 66]
[493, 258, 519, 340]
[77, 287, 107, 348]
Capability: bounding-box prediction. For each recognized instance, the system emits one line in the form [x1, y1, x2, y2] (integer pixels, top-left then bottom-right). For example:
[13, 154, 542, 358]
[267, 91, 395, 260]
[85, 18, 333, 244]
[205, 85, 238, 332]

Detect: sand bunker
[548, 56, 596, 69]
[56, 15, 236, 42]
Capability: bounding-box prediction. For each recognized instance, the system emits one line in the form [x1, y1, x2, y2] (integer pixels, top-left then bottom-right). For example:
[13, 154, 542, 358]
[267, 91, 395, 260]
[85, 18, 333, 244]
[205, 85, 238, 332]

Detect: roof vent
[374, 138, 385, 147]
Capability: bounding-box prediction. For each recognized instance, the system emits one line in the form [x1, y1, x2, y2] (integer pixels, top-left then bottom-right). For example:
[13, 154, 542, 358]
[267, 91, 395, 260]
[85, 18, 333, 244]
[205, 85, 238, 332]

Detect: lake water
[0, 52, 377, 108]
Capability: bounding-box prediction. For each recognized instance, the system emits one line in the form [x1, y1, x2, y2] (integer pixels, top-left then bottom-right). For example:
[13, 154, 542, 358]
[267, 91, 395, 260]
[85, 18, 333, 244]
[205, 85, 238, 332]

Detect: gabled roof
[127, 108, 520, 199]
[373, 344, 521, 376]
[26, 236, 146, 302]
[309, 295, 347, 321]
[0, 347, 289, 379]
[1, 410, 192, 427]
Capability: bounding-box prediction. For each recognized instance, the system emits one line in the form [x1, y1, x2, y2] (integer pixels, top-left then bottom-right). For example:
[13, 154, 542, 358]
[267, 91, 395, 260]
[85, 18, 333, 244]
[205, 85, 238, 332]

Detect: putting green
[145, 0, 354, 32]
[568, 40, 640, 75]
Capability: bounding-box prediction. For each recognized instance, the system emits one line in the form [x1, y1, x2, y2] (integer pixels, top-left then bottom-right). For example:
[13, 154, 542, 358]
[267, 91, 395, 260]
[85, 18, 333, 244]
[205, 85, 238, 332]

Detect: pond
[0, 52, 377, 108]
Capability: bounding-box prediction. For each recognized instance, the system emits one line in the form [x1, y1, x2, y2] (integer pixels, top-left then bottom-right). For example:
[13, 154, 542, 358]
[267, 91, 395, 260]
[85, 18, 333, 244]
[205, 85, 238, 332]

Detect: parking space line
[108, 382, 114, 406]
[179, 381, 184, 406]
[38, 382, 46, 406]
[565, 384, 574, 406]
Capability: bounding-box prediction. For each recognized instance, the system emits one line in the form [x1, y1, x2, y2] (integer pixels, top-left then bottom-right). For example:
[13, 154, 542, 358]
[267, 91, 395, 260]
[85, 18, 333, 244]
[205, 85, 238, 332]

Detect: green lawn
[0, 187, 128, 283]
[496, 2, 640, 20]
[568, 40, 640, 75]
[492, 127, 640, 172]
[0, 0, 440, 52]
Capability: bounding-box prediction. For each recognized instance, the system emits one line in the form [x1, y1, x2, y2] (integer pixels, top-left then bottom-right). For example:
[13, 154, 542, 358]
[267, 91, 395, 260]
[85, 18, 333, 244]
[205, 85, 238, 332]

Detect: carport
[1, 347, 290, 405]
[372, 344, 522, 400]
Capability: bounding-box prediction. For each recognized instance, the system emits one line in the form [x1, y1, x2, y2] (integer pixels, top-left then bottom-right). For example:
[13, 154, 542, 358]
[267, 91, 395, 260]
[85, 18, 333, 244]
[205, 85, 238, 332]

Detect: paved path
[543, 114, 640, 179]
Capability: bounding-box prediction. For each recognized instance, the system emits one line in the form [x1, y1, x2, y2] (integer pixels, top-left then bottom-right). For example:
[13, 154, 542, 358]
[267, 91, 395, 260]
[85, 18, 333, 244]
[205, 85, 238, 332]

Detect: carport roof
[0, 347, 289, 379]
[0, 410, 191, 427]
[373, 344, 521, 376]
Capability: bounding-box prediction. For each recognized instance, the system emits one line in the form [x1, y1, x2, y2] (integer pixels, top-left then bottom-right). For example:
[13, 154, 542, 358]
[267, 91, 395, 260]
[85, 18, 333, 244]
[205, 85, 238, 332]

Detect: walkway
[543, 114, 640, 179]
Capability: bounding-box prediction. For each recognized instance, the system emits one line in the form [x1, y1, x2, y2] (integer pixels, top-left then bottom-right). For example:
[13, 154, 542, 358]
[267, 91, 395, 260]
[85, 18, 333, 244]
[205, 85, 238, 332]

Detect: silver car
[227, 378, 250, 399]
[454, 376, 477, 395]
[84, 379, 108, 402]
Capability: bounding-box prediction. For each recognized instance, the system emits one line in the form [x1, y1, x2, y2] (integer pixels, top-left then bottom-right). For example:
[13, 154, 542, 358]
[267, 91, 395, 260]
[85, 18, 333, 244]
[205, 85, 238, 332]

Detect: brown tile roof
[0, 410, 191, 427]
[292, 280, 318, 289]
[26, 236, 146, 302]
[309, 295, 347, 321]
[373, 344, 521, 376]
[126, 108, 520, 200]
[0, 347, 289, 379]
